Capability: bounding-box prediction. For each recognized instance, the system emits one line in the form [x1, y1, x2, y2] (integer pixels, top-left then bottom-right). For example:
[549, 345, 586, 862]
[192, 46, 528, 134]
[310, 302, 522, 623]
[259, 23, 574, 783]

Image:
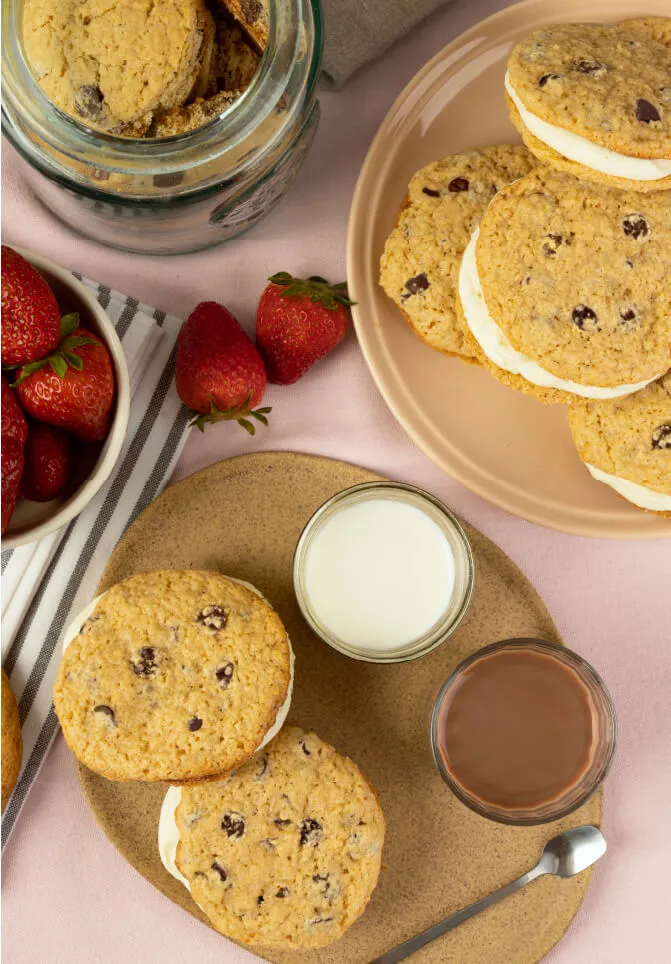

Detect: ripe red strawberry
[176, 301, 270, 433]
[21, 422, 73, 502]
[14, 322, 115, 442]
[1, 246, 61, 366]
[2, 437, 24, 534]
[255, 272, 352, 385]
[1, 377, 28, 448]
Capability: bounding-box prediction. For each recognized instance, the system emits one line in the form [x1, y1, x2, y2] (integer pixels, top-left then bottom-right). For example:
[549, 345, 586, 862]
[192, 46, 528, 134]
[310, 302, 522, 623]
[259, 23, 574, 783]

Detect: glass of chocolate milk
[430, 639, 616, 824]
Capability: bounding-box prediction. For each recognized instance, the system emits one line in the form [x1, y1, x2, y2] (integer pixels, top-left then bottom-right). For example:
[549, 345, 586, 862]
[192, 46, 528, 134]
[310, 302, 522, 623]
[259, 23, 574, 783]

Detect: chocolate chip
[404, 273, 429, 295]
[422, 187, 440, 197]
[572, 60, 606, 75]
[257, 895, 265, 905]
[153, 172, 184, 188]
[652, 424, 671, 450]
[211, 861, 227, 882]
[539, 73, 562, 87]
[274, 818, 292, 827]
[215, 663, 234, 687]
[276, 887, 289, 898]
[75, 85, 104, 118]
[571, 305, 599, 331]
[622, 215, 648, 240]
[299, 818, 323, 847]
[625, 259, 634, 269]
[448, 177, 469, 193]
[132, 646, 157, 677]
[222, 812, 246, 838]
[617, 304, 640, 331]
[188, 716, 203, 731]
[197, 605, 227, 632]
[636, 99, 660, 123]
[93, 704, 115, 723]
[300, 741, 311, 756]
[313, 873, 328, 882]
[542, 233, 563, 256]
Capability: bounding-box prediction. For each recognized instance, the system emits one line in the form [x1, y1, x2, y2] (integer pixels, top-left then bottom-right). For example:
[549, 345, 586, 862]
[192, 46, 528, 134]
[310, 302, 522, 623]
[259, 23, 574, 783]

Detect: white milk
[302, 498, 456, 652]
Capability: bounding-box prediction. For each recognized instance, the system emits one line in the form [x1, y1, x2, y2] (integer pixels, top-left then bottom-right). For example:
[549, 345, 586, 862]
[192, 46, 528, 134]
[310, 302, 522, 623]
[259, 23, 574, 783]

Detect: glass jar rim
[2, 0, 323, 179]
[293, 481, 475, 664]
[430, 637, 617, 825]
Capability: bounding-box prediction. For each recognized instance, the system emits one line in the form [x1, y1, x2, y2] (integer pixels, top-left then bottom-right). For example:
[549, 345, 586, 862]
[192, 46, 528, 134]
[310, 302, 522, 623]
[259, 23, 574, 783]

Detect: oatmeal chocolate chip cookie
[54, 570, 291, 782]
[206, 18, 261, 95]
[568, 373, 671, 516]
[506, 21, 671, 192]
[2, 669, 23, 813]
[379, 146, 536, 359]
[147, 90, 240, 138]
[24, 0, 208, 134]
[468, 167, 671, 393]
[214, 0, 269, 52]
[170, 726, 385, 949]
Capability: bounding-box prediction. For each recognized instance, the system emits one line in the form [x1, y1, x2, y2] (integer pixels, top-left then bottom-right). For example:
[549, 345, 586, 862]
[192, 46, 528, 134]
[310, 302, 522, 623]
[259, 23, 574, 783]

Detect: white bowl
[2, 248, 130, 549]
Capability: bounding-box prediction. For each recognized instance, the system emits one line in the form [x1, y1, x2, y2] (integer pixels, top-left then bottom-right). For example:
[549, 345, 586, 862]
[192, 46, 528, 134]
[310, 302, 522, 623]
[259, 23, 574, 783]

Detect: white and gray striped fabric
[1, 279, 191, 848]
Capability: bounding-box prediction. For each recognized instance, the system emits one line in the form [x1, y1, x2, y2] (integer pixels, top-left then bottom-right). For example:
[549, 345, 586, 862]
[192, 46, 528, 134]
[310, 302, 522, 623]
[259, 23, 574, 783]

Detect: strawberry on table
[1, 246, 61, 366]
[2, 438, 24, 535]
[14, 318, 115, 442]
[256, 272, 352, 385]
[21, 422, 73, 502]
[1, 376, 28, 448]
[176, 301, 270, 434]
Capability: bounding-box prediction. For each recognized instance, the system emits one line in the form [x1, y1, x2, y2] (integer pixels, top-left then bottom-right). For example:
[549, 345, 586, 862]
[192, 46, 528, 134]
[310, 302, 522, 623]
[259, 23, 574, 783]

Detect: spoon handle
[369, 864, 546, 964]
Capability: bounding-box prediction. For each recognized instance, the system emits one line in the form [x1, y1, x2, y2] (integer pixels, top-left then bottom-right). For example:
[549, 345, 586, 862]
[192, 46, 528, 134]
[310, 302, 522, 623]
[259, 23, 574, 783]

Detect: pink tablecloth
[2, 1, 670, 961]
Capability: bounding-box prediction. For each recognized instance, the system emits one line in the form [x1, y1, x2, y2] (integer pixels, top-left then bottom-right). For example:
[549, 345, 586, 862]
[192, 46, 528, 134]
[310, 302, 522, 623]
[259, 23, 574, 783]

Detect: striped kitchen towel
[1, 279, 191, 848]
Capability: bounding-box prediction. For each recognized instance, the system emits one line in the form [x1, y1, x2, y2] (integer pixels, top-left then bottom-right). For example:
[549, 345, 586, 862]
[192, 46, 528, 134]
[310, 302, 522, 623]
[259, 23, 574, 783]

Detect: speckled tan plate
[347, 0, 671, 540]
[78, 453, 602, 964]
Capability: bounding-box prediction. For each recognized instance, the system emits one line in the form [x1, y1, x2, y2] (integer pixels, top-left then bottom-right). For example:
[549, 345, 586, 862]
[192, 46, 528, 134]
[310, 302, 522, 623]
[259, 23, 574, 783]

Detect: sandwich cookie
[379, 146, 536, 359]
[457, 168, 671, 403]
[159, 726, 385, 950]
[54, 570, 293, 783]
[506, 21, 671, 192]
[568, 373, 671, 516]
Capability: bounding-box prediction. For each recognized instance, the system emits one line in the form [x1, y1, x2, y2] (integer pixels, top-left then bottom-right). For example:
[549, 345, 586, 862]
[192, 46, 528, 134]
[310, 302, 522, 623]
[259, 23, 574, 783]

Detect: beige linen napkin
[321, 0, 455, 87]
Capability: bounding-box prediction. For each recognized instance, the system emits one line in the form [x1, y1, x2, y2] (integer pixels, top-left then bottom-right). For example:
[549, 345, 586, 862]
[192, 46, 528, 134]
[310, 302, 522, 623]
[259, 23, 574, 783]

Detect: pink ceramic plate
[347, 0, 671, 539]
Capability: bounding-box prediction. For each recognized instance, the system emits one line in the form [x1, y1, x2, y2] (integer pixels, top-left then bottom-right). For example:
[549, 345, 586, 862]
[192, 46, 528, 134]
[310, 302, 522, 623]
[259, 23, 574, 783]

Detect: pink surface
[2, 2, 670, 961]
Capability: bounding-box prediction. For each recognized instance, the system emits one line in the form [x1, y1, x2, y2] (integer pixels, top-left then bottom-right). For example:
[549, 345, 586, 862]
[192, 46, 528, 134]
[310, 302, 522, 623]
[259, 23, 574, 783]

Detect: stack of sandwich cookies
[159, 725, 385, 949]
[54, 570, 293, 783]
[568, 374, 671, 517]
[456, 166, 671, 403]
[379, 146, 536, 359]
[505, 21, 671, 192]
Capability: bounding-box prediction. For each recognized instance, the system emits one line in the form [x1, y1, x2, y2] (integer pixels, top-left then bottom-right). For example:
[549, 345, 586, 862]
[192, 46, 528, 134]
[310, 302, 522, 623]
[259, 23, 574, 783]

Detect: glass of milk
[293, 482, 474, 662]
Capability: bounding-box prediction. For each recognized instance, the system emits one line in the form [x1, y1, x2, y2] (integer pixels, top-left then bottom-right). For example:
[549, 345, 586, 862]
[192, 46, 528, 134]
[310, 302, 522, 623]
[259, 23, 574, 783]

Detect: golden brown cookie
[2, 669, 23, 812]
[214, 0, 268, 51]
[146, 90, 240, 138]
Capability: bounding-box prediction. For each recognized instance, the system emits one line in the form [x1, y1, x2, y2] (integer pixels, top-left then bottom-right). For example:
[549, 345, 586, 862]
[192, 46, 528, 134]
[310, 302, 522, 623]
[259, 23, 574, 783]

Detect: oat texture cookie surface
[215, 0, 269, 51]
[24, 0, 207, 134]
[379, 146, 536, 359]
[467, 168, 671, 395]
[568, 374, 671, 516]
[2, 669, 23, 812]
[147, 90, 240, 138]
[170, 726, 385, 949]
[506, 21, 671, 192]
[54, 571, 291, 782]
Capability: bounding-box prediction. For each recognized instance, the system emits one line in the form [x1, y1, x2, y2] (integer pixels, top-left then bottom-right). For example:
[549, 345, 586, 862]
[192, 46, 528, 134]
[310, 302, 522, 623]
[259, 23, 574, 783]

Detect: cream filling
[458, 230, 660, 399]
[505, 72, 671, 182]
[585, 463, 671, 511]
[159, 787, 190, 888]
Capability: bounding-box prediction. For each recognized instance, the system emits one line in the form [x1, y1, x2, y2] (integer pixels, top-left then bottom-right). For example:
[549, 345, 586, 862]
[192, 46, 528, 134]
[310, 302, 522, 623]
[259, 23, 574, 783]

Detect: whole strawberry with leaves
[1, 246, 62, 366]
[176, 301, 270, 434]
[256, 272, 352, 385]
[14, 314, 115, 442]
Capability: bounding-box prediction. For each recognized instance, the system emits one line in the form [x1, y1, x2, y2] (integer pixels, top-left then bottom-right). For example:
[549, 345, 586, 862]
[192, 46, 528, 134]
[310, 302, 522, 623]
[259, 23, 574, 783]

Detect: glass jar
[2, 0, 322, 254]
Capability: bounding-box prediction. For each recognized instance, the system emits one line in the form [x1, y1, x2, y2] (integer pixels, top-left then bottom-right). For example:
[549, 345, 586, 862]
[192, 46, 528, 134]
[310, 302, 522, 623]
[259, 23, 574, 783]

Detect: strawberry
[176, 301, 270, 434]
[14, 318, 115, 442]
[2, 437, 24, 534]
[1, 246, 61, 366]
[21, 422, 73, 502]
[255, 272, 352, 385]
[1, 376, 28, 448]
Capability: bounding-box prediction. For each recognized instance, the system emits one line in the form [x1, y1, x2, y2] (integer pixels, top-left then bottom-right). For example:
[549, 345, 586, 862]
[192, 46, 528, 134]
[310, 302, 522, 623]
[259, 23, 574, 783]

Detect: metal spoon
[370, 826, 606, 964]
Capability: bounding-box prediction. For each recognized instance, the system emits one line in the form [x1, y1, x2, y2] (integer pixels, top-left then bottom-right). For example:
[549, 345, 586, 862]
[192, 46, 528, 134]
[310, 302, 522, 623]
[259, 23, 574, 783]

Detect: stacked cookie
[23, 0, 262, 138]
[381, 17, 671, 517]
[54, 570, 385, 949]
